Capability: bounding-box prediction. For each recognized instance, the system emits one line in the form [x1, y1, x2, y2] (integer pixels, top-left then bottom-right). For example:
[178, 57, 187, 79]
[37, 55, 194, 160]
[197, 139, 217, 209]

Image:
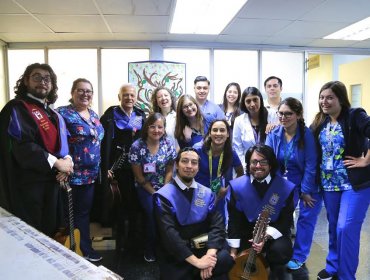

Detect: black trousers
[17, 180, 63, 237]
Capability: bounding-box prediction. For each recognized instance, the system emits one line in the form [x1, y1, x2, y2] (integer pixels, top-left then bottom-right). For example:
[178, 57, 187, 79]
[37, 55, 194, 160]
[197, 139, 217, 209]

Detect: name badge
[326, 156, 334, 170]
[210, 177, 223, 194]
[143, 163, 156, 173]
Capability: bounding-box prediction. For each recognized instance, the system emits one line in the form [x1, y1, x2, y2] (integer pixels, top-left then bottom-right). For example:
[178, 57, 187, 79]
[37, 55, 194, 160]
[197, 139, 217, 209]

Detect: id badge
[143, 163, 156, 173]
[326, 156, 334, 170]
[210, 177, 222, 194]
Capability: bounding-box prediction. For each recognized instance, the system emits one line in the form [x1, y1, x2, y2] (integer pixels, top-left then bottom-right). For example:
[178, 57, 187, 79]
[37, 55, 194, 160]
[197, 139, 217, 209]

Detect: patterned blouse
[319, 123, 351, 191]
[129, 136, 177, 190]
[57, 105, 104, 185]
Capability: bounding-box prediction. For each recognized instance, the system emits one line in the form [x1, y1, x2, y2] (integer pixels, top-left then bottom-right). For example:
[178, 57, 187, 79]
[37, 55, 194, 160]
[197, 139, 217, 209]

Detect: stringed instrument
[107, 147, 126, 208]
[229, 209, 271, 280]
[60, 181, 83, 256]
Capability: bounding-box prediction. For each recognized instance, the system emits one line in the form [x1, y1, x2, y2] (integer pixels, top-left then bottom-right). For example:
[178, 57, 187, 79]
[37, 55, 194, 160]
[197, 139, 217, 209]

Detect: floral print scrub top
[57, 105, 104, 185]
[319, 122, 351, 191]
[129, 136, 177, 189]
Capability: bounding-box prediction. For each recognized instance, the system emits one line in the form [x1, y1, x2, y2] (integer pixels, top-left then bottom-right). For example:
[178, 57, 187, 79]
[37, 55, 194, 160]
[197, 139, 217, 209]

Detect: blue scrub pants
[70, 183, 95, 256]
[292, 192, 322, 263]
[323, 187, 370, 280]
[136, 186, 156, 254]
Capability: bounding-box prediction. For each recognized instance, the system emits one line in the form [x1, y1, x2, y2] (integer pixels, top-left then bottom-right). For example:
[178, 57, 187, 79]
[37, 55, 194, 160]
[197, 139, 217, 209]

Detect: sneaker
[144, 251, 156, 263]
[286, 259, 303, 270]
[317, 269, 334, 280]
[84, 251, 103, 262]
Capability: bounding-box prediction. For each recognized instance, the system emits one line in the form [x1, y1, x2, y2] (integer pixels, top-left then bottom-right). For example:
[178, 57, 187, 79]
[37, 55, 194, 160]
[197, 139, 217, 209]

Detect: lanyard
[208, 149, 224, 184]
[283, 137, 295, 173]
[325, 122, 338, 151]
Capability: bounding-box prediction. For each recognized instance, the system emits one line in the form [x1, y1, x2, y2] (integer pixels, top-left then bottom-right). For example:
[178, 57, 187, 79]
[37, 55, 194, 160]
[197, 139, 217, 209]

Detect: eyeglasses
[250, 159, 269, 166]
[31, 74, 51, 84]
[76, 89, 93, 96]
[276, 111, 294, 118]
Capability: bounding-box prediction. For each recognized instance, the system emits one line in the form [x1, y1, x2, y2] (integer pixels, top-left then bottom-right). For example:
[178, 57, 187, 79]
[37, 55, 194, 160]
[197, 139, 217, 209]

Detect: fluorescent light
[170, 0, 248, 35]
[324, 16, 370, 41]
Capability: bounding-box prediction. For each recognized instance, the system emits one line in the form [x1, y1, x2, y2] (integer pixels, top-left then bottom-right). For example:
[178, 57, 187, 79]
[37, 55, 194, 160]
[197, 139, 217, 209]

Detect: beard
[179, 175, 194, 184]
[28, 87, 50, 100]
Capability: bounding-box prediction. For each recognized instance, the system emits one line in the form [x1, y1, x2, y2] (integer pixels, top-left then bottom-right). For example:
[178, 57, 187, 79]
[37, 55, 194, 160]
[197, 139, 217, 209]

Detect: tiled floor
[92, 206, 370, 280]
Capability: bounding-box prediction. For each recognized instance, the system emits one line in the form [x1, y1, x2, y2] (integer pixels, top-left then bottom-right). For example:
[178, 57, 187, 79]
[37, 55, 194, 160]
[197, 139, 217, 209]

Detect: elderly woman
[57, 78, 104, 262]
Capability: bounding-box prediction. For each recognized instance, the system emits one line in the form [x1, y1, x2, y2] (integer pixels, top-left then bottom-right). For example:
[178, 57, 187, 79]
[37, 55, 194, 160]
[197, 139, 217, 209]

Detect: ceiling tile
[37, 15, 109, 32]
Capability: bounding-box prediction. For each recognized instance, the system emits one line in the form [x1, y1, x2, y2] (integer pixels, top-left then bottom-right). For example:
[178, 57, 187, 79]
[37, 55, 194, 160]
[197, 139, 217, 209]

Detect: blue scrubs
[194, 145, 242, 222]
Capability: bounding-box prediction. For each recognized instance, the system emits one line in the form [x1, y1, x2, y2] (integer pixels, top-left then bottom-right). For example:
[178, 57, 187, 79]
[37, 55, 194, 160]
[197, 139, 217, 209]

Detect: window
[164, 48, 210, 97]
[101, 49, 150, 112]
[214, 50, 258, 104]
[261, 51, 304, 101]
[7, 49, 44, 99]
[49, 49, 98, 112]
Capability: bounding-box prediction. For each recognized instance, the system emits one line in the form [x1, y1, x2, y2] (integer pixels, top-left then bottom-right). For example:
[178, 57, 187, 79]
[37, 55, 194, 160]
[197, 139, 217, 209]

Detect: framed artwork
[128, 60, 186, 113]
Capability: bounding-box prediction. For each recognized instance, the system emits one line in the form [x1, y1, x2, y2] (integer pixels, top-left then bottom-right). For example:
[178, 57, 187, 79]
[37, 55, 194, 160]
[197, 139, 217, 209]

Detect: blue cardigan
[266, 125, 319, 194]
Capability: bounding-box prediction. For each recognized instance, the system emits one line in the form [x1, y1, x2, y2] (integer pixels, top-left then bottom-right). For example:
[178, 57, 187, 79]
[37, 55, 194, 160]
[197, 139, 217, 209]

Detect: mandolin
[60, 181, 83, 256]
[229, 209, 270, 280]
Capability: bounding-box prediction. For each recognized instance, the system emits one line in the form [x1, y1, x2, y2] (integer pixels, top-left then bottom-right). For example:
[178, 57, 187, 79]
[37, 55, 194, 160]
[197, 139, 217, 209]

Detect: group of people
[0, 63, 369, 280]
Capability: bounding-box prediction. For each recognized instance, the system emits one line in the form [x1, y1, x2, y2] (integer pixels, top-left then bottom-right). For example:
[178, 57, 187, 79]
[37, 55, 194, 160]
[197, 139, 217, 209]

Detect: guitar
[107, 147, 127, 208]
[228, 209, 270, 280]
[60, 181, 83, 256]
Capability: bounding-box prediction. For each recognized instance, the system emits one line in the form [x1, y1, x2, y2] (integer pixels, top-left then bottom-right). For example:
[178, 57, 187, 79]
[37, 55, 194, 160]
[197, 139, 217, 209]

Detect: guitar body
[64, 228, 83, 256]
[229, 250, 269, 280]
[109, 179, 122, 208]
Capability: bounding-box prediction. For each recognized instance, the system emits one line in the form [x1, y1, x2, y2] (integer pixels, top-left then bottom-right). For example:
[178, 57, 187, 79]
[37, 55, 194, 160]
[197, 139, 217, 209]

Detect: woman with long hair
[129, 112, 177, 263]
[151, 86, 177, 144]
[311, 81, 370, 280]
[219, 82, 242, 129]
[174, 94, 210, 149]
[266, 97, 322, 271]
[56, 78, 105, 262]
[233, 87, 278, 168]
[194, 119, 244, 220]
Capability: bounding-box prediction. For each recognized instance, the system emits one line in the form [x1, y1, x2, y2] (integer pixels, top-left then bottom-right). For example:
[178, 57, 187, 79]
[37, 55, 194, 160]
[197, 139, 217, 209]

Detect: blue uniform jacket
[266, 125, 319, 194]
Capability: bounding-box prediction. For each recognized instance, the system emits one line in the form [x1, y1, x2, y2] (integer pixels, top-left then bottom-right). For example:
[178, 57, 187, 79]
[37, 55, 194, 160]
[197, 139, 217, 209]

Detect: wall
[306, 54, 333, 124]
[0, 44, 7, 109]
[340, 57, 370, 113]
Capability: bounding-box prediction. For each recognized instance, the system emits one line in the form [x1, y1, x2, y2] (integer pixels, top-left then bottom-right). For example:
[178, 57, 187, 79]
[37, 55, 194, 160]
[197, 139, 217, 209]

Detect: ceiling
[1, 0, 370, 50]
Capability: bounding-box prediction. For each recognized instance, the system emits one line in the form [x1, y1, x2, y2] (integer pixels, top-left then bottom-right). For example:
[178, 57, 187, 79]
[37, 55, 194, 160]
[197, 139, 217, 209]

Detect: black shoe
[144, 251, 156, 263]
[84, 250, 103, 262]
[317, 269, 335, 280]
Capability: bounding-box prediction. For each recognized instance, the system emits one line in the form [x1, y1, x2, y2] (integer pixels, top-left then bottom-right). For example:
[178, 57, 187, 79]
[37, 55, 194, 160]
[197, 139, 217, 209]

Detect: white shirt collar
[119, 105, 133, 117]
[27, 93, 46, 105]
[174, 175, 197, 190]
[250, 173, 272, 184]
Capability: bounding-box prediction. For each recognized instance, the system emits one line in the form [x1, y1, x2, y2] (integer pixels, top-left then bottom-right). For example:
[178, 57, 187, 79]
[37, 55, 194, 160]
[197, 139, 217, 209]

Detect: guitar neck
[110, 150, 127, 173]
[66, 184, 76, 251]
